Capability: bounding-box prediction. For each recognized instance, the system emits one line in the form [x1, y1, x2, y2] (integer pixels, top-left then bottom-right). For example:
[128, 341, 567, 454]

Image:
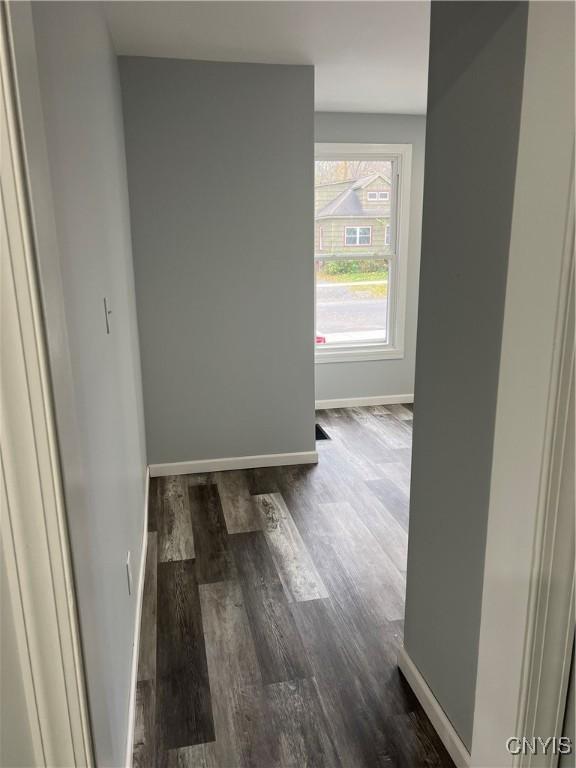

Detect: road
[316, 283, 388, 335]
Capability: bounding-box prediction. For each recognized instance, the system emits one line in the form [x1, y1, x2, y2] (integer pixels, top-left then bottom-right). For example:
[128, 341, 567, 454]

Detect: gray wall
[120, 57, 315, 466]
[314, 112, 425, 402]
[31, 4, 147, 765]
[403, 1, 528, 750]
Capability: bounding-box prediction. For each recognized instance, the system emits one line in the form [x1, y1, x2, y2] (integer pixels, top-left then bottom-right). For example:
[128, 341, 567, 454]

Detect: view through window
[315, 157, 396, 351]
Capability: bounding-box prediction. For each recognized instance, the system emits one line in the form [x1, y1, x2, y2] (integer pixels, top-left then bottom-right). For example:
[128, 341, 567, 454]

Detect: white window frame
[367, 190, 390, 202]
[314, 142, 412, 363]
[344, 225, 372, 247]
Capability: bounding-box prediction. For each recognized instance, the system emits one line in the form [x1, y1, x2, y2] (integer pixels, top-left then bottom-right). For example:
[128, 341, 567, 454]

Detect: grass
[316, 267, 389, 297]
[316, 269, 388, 284]
[348, 283, 388, 297]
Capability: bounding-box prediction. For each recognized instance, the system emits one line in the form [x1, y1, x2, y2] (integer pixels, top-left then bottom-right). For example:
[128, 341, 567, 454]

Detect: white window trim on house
[314, 142, 412, 363]
[344, 225, 372, 246]
[367, 190, 390, 202]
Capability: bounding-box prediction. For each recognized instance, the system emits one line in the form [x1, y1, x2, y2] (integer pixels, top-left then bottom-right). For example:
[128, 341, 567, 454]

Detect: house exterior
[314, 173, 392, 256]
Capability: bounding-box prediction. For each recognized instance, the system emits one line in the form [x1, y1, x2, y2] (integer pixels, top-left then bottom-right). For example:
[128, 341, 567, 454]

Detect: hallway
[133, 405, 454, 768]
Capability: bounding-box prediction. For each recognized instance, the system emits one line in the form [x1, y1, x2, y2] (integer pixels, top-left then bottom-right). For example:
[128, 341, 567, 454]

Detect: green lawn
[316, 270, 388, 284]
[348, 283, 388, 297]
[315, 260, 389, 297]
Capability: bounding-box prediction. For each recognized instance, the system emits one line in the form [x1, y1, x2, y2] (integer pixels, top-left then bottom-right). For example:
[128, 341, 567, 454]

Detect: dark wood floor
[133, 405, 454, 768]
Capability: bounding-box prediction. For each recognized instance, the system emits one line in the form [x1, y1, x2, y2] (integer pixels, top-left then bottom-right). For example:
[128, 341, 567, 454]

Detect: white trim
[316, 214, 389, 220]
[315, 142, 412, 158]
[314, 142, 411, 364]
[315, 394, 413, 409]
[367, 190, 390, 202]
[149, 451, 319, 477]
[315, 343, 402, 363]
[344, 224, 372, 246]
[385, 223, 391, 246]
[124, 469, 149, 768]
[0, 7, 92, 763]
[518, 271, 574, 768]
[470, 5, 575, 766]
[397, 648, 471, 768]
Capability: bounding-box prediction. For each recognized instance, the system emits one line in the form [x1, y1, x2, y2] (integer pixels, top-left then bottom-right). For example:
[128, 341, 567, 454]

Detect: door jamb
[470, 3, 575, 757]
[0, 3, 93, 764]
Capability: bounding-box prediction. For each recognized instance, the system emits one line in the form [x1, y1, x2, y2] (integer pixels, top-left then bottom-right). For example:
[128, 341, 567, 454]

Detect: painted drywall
[314, 112, 425, 402]
[119, 57, 315, 465]
[104, 2, 430, 114]
[403, 1, 528, 750]
[30, 4, 147, 765]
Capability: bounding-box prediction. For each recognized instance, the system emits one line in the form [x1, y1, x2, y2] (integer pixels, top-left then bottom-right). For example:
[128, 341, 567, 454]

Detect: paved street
[316, 283, 388, 336]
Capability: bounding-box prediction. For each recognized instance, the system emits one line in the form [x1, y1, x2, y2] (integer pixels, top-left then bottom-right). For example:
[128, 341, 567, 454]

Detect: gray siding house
[314, 173, 392, 256]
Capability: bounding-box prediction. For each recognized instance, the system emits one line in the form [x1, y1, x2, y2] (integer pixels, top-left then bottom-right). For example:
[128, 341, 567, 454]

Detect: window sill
[315, 345, 404, 364]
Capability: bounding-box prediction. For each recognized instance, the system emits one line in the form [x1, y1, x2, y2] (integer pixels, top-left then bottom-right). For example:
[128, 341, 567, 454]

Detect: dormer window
[367, 190, 390, 201]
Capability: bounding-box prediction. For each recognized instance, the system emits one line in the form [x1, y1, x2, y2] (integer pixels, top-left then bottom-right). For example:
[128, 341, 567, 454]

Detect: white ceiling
[104, 1, 430, 114]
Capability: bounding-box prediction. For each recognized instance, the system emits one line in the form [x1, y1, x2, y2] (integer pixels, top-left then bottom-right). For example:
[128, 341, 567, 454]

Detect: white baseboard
[315, 394, 414, 410]
[149, 450, 319, 477]
[125, 468, 150, 768]
[397, 647, 470, 768]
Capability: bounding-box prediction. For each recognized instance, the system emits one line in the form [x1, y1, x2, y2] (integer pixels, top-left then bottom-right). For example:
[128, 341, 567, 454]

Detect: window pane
[315, 257, 389, 346]
[345, 228, 358, 245]
[315, 157, 394, 347]
[315, 158, 394, 255]
[358, 227, 371, 244]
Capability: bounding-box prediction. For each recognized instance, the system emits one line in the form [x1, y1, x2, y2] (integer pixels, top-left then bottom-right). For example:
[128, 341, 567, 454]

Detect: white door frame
[517, 264, 575, 768]
[0, 3, 93, 764]
[470, 4, 575, 766]
[471, 184, 574, 768]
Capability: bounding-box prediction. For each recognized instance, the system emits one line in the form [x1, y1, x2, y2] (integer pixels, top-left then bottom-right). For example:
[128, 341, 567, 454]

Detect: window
[367, 191, 389, 202]
[314, 143, 411, 362]
[345, 226, 372, 246]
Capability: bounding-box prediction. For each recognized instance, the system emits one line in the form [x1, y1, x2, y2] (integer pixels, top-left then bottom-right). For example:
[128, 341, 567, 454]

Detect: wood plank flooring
[134, 406, 454, 768]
